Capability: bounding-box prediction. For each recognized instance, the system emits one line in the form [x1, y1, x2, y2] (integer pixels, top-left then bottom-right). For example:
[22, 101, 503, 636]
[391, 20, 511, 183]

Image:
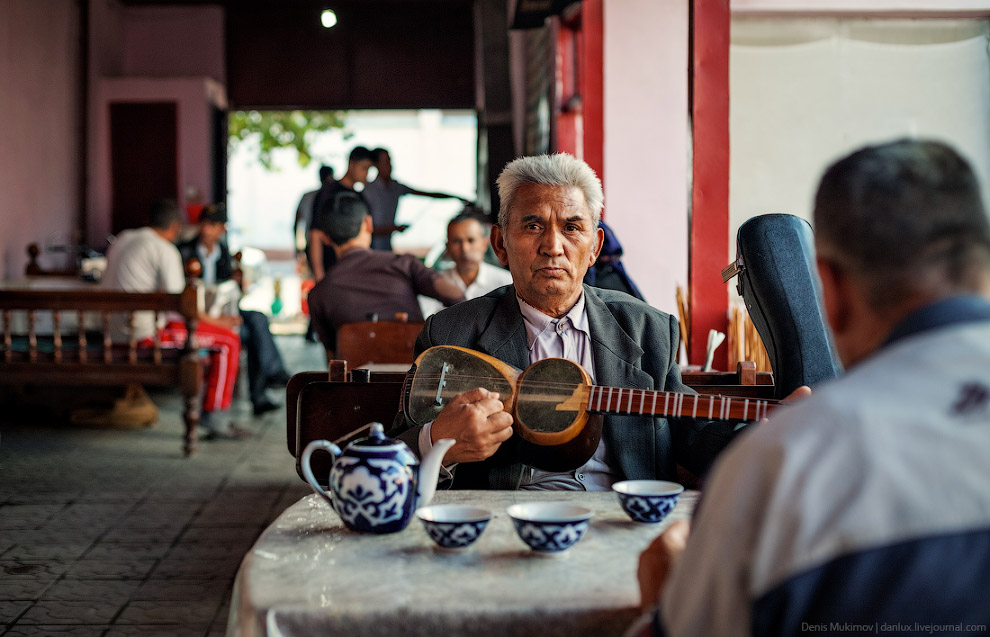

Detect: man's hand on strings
[431, 387, 513, 463]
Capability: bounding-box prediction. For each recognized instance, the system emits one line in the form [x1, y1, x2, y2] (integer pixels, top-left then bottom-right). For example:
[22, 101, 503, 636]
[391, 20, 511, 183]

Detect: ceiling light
[321, 9, 337, 29]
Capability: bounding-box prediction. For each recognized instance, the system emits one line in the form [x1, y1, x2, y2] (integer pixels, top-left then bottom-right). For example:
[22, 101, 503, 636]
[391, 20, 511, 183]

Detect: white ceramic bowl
[612, 480, 684, 524]
[506, 502, 593, 553]
[416, 505, 492, 549]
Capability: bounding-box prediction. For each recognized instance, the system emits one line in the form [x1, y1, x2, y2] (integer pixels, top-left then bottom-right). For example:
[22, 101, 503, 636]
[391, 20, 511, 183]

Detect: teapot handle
[301, 439, 342, 508]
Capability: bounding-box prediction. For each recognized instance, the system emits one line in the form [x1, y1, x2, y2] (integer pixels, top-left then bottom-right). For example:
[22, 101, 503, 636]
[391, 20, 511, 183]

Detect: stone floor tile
[163, 544, 248, 561]
[133, 578, 231, 602]
[0, 334, 319, 636]
[62, 558, 159, 580]
[99, 525, 185, 544]
[103, 626, 206, 637]
[0, 559, 71, 579]
[114, 600, 219, 625]
[0, 601, 32, 624]
[2, 543, 91, 561]
[40, 579, 141, 603]
[3, 625, 109, 636]
[0, 503, 63, 529]
[149, 556, 242, 580]
[0, 578, 56, 600]
[17, 599, 123, 624]
[178, 525, 264, 543]
[82, 543, 171, 561]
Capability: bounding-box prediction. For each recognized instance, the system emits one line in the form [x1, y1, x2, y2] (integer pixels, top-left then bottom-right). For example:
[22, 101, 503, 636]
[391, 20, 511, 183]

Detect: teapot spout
[417, 438, 456, 508]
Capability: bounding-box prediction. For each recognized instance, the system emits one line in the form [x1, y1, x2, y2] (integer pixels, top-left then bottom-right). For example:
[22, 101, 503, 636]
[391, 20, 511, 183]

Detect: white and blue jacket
[652, 296, 990, 636]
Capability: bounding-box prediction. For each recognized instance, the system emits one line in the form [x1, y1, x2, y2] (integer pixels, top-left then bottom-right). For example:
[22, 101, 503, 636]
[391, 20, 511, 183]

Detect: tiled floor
[0, 334, 323, 636]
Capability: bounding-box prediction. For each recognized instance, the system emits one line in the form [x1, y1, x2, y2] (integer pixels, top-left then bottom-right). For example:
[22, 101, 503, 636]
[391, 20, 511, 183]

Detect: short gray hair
[814, 138, 990, 309]
[495, 153, 604, 229]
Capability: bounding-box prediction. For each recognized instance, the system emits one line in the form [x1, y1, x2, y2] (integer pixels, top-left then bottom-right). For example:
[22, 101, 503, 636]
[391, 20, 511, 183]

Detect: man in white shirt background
[419, 213, 513, 318]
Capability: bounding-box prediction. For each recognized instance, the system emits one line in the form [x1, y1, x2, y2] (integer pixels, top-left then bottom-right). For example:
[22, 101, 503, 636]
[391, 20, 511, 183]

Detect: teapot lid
[349, 422, 401, 448]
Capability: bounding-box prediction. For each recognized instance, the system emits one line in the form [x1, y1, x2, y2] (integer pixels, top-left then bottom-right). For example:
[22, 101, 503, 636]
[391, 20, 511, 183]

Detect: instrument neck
[586, 385, 777, 422]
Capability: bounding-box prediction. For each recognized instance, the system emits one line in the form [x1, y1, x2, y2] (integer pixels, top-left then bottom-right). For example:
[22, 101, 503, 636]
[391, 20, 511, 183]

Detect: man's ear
[490, 225, 509, 266]
[816, 256, 850, 336]
[363, 215, 374, 233]
[316, 230, 331, 246]
[590, 227, 605, 266]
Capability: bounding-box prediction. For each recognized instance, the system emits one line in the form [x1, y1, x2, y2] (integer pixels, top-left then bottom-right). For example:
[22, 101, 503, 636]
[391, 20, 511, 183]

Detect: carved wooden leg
[180, 353, 205, 456]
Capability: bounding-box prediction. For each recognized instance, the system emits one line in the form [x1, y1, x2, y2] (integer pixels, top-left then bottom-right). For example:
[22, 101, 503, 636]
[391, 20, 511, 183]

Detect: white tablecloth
[227, 489, 697, 637]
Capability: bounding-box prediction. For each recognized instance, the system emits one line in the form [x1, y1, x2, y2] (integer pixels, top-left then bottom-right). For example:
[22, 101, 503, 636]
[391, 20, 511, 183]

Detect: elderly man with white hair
[392, 153, 764, 490]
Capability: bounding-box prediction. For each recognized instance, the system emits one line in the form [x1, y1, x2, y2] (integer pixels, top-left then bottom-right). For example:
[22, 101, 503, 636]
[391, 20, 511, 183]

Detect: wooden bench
[0, 284, 205, 456]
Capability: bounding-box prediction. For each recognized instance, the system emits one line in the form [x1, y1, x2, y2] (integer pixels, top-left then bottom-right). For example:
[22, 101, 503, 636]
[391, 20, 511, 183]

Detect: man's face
[376, 152, 392, 180]
[350, 159, 373, 184]
[491, 183, 603, 316]
[446, 219, 487, 269]
[199, 221, 226, 246]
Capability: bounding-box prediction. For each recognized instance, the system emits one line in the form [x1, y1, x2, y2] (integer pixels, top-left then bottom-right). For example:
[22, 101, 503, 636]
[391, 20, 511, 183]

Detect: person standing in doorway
[308, 146, 375, 283]
[363, 147, 471, 251]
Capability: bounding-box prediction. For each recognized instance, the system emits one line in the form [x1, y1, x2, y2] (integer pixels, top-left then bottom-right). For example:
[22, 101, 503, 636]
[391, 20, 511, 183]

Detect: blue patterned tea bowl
[416, 505, 492, 549]
[612, 480, 684, 524]
[507, 502, 593, 553]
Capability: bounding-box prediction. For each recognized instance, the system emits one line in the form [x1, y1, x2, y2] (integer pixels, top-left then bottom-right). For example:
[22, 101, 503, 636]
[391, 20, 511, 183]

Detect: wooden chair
[335, 320, 424, 366]
[285, 360, 405, 485]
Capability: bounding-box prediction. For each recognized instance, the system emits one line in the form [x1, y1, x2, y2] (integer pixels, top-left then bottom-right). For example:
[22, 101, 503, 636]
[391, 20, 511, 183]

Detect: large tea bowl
[612, 480, 684, 524]
[416, 504, 491, 549]
[507, 502, 592, 554]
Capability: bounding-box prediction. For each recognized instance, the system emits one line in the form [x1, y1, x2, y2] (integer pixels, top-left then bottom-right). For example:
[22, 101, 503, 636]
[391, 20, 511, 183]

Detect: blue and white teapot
[300, 423, 456, 534]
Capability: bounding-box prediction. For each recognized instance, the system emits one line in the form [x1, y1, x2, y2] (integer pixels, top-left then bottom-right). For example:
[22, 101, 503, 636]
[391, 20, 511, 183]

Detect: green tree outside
[228, 110, 349, 170]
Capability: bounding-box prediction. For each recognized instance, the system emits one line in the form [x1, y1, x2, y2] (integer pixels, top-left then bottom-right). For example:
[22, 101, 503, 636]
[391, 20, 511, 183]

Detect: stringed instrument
[402, 345, 779, 471]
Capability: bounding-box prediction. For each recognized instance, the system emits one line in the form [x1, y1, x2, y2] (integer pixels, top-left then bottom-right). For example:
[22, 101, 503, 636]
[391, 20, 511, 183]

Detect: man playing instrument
[392, 153, 804, 490]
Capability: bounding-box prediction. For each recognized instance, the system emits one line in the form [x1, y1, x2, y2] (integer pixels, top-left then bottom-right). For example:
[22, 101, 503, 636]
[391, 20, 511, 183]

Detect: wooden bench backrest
[335, 320, 423, 366]
[0, 284, 199, 367]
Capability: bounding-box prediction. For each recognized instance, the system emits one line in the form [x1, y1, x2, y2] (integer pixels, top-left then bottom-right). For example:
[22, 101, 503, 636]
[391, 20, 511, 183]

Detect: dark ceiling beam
[474, 0, 513, 220]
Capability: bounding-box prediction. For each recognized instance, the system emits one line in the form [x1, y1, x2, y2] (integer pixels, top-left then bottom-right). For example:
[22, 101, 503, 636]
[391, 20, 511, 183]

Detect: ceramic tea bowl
[612, 480, 684, 524]
[416, 504, 492, 549]
[506, 502, 592, 553]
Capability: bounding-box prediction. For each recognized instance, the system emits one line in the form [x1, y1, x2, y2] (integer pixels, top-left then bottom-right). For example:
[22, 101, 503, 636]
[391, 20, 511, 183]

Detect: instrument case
[722, 213, 842, 399]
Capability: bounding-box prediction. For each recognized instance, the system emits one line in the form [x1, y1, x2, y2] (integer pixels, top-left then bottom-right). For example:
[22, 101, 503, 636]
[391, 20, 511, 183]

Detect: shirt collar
[884, 295, 990, 347]
[517, 292, 590, 350]
[196, 242, 220, 261]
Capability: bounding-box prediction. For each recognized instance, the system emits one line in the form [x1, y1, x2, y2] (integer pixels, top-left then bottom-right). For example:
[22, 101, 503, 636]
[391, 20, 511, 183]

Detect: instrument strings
[412, 371, 766, 401]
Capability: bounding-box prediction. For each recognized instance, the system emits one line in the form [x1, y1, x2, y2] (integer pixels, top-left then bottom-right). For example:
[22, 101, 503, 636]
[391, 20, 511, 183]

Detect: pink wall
[121, 6, 225, 82]
[0, 0, 81, 279]
[86, 3, 226, 245]
[88, 77, 227, 243]
[603, 0, 689, 316]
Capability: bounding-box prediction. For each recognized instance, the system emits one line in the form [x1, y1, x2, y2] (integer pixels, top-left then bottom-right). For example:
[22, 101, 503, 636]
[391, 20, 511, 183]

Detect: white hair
[495, 153, 603, 229]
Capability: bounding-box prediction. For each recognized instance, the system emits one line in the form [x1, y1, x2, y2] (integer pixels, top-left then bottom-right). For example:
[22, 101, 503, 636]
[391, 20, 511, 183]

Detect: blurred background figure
[419, 213, 512, 317]
[179, 204, 292, 416]
[364, 147, 472, 251]
[308, 146, 375, 282]
[294, 164, 333, 342]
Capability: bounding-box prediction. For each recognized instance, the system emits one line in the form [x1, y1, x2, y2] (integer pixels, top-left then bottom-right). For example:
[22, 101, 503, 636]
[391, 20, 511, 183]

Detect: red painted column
[689, 0, 730, 370]
[580, 0, 604, 189]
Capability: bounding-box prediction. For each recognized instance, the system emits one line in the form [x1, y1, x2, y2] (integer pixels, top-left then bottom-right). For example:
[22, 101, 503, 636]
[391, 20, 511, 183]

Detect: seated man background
[390, 153, 788, 490]
[178, 204, 292, 416]
[101, 199, 247, 439]
[307, 187, 465, 358]
[419, 212, 514, 317]
[636, 139, 990, 635]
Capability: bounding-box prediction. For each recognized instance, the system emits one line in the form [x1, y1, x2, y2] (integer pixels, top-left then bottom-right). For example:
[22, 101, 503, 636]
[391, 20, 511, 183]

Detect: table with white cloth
[227, 489, 697, 637]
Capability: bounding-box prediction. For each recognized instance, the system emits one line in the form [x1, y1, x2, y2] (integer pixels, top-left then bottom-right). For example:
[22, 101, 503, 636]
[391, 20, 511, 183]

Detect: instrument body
[404, 345, 778, 471]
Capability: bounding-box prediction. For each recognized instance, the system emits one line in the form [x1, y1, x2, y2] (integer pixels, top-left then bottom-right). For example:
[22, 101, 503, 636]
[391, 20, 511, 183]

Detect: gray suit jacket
[392, 284, 739, 489]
